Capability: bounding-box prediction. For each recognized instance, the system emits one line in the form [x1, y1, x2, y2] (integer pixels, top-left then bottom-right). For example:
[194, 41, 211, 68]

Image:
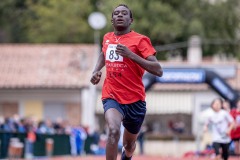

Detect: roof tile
[0, 44, 98, 89]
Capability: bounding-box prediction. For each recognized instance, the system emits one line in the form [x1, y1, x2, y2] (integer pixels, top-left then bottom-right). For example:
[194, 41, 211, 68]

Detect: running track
[44, 155, 240, 160]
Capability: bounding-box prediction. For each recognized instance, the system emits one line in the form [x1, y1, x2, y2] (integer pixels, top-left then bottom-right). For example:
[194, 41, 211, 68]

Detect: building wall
[65, 103, 81, 126]
[95, 89, 220, 139]
[95, 91, 194, 114]
[0, 89, 82, 125]
[0, 102, 18, 117]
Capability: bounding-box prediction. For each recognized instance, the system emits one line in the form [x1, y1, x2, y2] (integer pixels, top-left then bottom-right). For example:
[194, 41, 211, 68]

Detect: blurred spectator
[230, 98, 240, 156]
[17, 119, 27, 133]
[53, 117, 65, 134]
[76, 125, 87, 155]
[137, 123, 148, 155]
[98, 133, 107, 155]
[85, 125, 106, 155]
[203, 98, 234, 160]
[70, 125, 87, 156]
[2, 117, 16, 132]
[36, 119, 54, 134]
[168, 119, 185, 134]
[0, 116, 4, 129]
[25, 122, 36, 159]
[89, 127, 101, 155]
[118, 123, 124, 153]
[0, 114, 86, 136]
[0, 114, 100, 158]
[0, 117, 16, 158]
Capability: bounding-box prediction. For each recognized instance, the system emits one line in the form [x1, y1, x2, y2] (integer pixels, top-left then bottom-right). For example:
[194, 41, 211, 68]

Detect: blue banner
[156, 68, 206, 83]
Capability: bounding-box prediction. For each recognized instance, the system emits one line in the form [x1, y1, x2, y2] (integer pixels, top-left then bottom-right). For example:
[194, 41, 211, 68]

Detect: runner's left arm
[115, 44, 162, 77]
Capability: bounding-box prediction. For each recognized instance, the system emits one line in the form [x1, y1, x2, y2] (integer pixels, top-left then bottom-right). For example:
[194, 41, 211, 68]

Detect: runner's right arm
[90, 52, 105, 85]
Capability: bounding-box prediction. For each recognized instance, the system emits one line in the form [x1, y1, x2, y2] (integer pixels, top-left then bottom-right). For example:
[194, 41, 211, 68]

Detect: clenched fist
[90, 71, 102, 85]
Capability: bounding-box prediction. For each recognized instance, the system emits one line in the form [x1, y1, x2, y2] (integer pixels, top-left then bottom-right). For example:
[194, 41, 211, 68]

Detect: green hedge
[0, 132, 71, 158]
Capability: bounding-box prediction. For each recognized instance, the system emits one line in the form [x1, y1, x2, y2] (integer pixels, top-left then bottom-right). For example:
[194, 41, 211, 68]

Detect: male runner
[90, 4, 162, 160]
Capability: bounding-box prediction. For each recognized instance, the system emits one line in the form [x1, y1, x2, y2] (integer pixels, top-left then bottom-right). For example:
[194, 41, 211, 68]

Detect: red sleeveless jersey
[101, 31, 156, 104]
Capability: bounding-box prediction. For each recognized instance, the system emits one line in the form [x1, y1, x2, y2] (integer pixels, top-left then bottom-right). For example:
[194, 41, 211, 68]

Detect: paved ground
[36, 155, 240, 160]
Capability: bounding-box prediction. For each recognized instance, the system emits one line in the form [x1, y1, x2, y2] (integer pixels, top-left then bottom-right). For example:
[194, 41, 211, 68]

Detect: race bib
[106, 44, 123, 62]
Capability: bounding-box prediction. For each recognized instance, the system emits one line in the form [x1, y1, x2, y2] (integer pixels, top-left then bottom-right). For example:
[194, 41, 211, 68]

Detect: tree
[98, 0, 184, 44]
[0, 0, 239, 59]
[197, 0, 238, 56]
[0, 0, 29, 42]
[25, 0, 93, 43]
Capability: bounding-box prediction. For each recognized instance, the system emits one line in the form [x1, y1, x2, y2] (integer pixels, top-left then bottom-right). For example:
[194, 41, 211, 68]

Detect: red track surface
[44, 155, 240, 160]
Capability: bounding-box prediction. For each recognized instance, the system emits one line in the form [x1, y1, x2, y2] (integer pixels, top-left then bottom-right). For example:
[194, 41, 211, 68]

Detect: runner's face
[112, 6, 132, 31]
[212, 99, 222, 112]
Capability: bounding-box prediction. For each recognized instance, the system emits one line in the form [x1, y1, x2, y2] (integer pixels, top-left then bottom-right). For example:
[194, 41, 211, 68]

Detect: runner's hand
[91, 71, 102, 85]
[116, 44, 132, 58]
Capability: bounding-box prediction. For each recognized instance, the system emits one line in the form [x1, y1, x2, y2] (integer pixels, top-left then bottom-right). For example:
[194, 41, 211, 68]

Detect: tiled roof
[1, 44, 239, 92]
[0, 44, 98, 89]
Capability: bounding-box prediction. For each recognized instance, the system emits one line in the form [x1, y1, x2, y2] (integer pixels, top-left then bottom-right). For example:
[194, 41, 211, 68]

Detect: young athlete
[203, 98, 234, 160]
[230, 98, 240, 156]
[90, 4, 162, 160]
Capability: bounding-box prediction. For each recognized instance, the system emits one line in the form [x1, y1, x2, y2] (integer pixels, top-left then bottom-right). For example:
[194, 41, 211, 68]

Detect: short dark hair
[112, 4, 133, 18]
[211, 98, 223, 108]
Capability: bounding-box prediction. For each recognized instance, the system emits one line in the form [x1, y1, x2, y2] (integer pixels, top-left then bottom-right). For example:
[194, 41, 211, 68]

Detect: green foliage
[0, 0, 29, 42]
[0, 0, 239, 59]
[198, 0, 240, 58]
[99, 0, 184, 44]
[25, 0, 93, 43]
